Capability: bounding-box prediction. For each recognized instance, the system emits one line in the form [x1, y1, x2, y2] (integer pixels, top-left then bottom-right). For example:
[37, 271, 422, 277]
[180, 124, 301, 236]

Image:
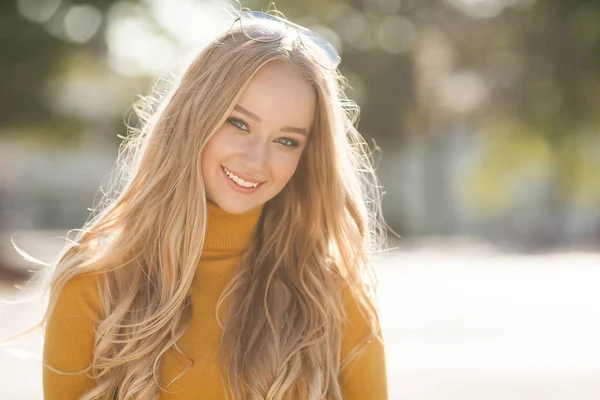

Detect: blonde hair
[26, 12, 386, 400]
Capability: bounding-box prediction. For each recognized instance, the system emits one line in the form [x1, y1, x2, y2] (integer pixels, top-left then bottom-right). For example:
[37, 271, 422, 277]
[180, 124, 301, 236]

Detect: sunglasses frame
[232, 11, 341, 70]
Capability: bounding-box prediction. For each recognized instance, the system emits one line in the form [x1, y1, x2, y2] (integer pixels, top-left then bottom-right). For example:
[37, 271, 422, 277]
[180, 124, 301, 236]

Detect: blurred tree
[2, 0, 600, 243]
[0, 0, 118, 130]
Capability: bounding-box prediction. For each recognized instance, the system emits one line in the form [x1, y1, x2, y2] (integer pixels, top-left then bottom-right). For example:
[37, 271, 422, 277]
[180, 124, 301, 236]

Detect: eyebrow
[233, 104, 309, 136]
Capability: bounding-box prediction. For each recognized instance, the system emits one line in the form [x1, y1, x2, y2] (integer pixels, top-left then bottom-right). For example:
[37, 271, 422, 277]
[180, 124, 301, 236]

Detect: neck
[202, 200, 263, 254]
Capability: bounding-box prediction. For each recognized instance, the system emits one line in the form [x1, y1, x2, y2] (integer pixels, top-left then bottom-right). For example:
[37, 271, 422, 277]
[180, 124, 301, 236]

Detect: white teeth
[223, 167, 260, 188]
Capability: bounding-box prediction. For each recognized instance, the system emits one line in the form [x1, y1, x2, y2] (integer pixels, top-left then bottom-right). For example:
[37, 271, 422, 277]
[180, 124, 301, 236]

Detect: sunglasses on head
[232, 11, 341, 70]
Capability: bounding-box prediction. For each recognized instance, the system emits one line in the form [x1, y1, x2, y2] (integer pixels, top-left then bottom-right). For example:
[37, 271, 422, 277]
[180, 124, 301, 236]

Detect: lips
[220, 166, 266, 194]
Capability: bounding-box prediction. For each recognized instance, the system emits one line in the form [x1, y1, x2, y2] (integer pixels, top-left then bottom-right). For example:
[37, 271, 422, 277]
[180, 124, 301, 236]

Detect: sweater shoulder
[49, 272, 102, 321]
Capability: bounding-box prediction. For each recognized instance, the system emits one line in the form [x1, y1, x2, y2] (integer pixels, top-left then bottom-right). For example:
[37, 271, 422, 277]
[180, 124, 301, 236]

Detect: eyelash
[226, 117, 300, 148]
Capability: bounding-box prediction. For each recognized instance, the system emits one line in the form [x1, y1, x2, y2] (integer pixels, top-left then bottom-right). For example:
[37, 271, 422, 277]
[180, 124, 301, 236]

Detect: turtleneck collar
[203, 200, 263, 255]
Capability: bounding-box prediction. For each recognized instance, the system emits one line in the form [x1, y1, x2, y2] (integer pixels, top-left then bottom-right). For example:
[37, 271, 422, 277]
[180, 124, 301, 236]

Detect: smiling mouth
[221, 166, 264, 188]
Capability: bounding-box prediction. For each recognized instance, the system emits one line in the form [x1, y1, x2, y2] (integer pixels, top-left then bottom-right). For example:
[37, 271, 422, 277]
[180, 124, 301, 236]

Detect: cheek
[200, 141, 216, 176]
[200, 133, 228, 183]
[271, 151, 304, 186]
[201, 130, 234, 166]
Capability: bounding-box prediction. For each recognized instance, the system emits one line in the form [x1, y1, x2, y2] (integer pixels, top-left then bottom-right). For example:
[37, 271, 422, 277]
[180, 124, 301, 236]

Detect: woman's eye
[227, 118, 298, 147]
[227, 118, 248, 131]
[277, 137, 299, 147]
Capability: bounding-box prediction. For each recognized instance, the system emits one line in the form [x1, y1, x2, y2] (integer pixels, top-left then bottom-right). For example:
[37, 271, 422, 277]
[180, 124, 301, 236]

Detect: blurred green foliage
[2, 0, 600, 244]
[3, 0, 600, 142]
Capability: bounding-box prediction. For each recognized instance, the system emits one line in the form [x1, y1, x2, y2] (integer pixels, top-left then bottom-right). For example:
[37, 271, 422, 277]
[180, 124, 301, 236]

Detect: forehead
[237, 63, 317, 131]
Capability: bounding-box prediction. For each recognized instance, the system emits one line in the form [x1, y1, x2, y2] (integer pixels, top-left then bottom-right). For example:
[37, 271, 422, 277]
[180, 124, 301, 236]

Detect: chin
[213, 197, 261, 215]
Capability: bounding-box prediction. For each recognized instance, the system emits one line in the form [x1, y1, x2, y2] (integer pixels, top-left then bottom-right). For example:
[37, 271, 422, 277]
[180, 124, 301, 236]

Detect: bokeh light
[377, 14, 417, 54]
[16, 0, 61, 23]
[63, 5, 102, 43]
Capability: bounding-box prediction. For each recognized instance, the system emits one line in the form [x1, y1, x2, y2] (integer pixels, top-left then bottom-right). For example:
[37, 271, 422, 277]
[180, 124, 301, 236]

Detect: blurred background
[1, 0, 599, 399]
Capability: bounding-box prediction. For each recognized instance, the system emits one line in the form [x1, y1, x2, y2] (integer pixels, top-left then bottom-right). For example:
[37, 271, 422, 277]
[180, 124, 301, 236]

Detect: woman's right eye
[227, 117, 249, 132]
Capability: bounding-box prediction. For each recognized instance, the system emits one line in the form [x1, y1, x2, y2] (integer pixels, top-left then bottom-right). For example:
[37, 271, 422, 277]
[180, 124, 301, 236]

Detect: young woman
[41, 10, 388, 400]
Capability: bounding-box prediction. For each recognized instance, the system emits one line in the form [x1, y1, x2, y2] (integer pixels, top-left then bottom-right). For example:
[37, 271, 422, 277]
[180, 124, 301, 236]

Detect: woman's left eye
[277, 137, 299, 147]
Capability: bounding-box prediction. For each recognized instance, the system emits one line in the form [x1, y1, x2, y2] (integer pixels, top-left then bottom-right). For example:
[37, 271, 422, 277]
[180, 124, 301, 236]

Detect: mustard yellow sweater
[43, 201, 388, 399]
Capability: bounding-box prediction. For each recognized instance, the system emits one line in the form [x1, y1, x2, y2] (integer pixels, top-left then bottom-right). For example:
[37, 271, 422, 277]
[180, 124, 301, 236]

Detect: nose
[239, 135, 268, 173]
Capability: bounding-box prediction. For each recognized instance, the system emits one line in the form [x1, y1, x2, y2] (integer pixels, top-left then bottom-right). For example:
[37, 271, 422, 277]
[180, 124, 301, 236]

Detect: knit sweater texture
[42, 201, 387, 399]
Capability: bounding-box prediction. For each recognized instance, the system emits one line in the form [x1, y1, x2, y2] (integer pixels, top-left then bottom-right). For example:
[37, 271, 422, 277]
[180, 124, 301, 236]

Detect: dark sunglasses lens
[299, 29, 341, 70]
[240, 11, 287, 42]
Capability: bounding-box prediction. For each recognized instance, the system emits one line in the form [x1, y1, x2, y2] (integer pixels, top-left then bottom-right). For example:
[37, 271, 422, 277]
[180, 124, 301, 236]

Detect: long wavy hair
[26, 11, 386, 400]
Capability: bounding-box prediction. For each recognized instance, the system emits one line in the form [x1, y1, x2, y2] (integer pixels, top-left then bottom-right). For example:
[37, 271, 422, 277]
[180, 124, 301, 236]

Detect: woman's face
[202, 63, 316, 214]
